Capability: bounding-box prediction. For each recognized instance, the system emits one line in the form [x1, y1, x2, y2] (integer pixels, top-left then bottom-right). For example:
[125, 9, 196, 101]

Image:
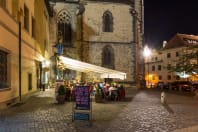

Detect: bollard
[161, 91, 167, 104]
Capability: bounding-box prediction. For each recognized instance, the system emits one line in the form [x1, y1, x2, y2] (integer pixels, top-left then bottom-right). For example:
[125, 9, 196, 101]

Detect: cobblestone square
[1, 88, 198, 132]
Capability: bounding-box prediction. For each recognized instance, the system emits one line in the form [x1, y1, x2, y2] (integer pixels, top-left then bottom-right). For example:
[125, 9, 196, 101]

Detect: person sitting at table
[103, 83, 110, 99]
[117, 84, 125, 100]
[109, 84, 118, 101]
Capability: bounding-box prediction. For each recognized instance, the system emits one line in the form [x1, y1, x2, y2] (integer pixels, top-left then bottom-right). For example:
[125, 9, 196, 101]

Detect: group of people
[90, 82, 125, 101]
[55, 80, 125, 101]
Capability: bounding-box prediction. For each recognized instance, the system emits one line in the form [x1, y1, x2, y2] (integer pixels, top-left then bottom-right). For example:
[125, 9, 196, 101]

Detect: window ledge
[0, 87, 11, 92]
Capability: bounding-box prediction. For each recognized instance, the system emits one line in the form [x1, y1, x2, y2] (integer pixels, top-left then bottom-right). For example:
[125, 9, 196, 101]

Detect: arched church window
[102, 45, 115, 69]
[103, 11, 113, 32]
[57, 9, 72, 46]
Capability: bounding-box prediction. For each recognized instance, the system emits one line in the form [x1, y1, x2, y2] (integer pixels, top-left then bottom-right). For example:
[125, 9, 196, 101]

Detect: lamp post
[143, 46, 151, 88]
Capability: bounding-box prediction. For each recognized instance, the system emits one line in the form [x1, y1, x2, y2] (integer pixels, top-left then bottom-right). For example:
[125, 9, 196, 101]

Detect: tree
[169, 45, 198, 78]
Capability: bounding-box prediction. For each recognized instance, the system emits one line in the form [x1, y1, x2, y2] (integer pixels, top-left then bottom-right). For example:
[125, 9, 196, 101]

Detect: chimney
[163, 41, 167, 48]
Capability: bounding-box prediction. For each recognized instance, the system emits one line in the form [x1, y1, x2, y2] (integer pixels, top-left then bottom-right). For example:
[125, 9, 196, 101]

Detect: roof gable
[163, 33, 198, 49]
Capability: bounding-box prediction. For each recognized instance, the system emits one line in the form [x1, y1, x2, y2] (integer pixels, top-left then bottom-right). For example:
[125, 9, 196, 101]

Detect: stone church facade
[49, 0, 144, 83]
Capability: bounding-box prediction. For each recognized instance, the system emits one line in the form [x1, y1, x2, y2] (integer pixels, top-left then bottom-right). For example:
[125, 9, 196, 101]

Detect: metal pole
[148, 62, 149, 88]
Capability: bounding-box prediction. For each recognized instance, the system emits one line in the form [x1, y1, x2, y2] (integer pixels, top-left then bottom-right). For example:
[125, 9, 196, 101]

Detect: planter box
[95, 94, 103, 103]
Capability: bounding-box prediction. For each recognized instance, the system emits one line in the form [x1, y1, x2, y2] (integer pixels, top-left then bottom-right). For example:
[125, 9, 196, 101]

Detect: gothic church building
[49, 0, 144, 83]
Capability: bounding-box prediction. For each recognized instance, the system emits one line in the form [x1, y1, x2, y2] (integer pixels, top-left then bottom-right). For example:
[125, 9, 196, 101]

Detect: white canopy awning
[58, 56, 126, 80]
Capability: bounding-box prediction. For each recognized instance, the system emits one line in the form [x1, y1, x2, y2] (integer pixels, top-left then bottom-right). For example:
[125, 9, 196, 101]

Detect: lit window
[152, 76, 155, 80]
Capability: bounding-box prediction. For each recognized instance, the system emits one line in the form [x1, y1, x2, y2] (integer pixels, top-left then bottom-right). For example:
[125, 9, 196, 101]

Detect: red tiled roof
[163, 33, 198, 49]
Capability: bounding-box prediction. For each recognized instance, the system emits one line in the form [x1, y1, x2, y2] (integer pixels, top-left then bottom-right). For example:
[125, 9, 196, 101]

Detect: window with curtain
[103, 11, 113, 32]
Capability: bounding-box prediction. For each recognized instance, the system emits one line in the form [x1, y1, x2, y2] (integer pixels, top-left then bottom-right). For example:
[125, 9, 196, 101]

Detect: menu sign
[75, 86, 90, 110]
[74, 113, 90, 120]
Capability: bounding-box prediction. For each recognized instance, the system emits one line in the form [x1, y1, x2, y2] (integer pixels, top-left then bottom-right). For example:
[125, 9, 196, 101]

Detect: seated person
[109, 86, 118, 100]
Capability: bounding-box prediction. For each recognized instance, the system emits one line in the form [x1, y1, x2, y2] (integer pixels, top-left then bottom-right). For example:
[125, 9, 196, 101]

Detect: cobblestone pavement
[0, 88, 198, 132]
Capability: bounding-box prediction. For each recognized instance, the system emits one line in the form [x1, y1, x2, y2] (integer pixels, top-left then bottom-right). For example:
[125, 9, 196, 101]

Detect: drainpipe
[18, 22, 22, 101]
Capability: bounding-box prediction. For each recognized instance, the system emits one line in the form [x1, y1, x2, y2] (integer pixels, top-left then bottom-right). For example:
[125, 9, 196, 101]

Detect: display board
[75, 86, 90, 110]
[72, 85, 92, 123]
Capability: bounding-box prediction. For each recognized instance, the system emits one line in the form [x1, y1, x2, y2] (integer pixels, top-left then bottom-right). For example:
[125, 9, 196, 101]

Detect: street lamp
[143, 46, 151, 88]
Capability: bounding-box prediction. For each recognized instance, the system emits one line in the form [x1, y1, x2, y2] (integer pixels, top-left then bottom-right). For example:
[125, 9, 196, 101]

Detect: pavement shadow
[163, 104, 174, 114]
[120, 97, 133, 102]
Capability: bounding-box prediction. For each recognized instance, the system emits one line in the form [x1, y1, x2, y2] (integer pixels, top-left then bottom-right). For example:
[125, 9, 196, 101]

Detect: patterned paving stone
[0, 88, 198, 132]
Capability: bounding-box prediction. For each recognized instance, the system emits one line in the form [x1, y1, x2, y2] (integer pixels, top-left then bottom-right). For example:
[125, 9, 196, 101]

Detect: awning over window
[58, 56, 126, 80]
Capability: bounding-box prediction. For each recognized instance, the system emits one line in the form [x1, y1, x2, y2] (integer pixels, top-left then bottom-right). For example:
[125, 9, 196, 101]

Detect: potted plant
[56, 85, 66, 104]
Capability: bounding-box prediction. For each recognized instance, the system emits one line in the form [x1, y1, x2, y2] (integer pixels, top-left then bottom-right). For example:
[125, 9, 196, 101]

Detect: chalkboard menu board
[75, 86, 90, 110]
[74, 113, 90, 120]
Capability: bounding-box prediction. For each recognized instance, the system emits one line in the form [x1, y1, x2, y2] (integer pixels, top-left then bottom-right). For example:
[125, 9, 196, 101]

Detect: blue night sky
[144, 0, 198, 49]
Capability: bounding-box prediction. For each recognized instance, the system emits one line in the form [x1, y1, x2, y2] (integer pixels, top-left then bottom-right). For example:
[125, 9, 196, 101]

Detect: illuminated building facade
[0, 0, 51, 108]
[145, 33, 198, 87]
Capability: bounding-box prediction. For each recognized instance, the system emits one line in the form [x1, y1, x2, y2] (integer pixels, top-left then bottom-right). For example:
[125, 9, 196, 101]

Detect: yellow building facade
[0, 0, 51, 108]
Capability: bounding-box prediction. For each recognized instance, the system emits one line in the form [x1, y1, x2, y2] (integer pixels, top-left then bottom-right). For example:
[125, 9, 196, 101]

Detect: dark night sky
[144, 0, 198, 49]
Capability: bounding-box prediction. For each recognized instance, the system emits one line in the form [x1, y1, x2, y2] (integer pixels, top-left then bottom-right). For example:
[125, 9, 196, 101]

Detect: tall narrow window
[0, 50, 8, 89]
[28, 73, 32, 90]
[24, 5, 29, 32]
[102, 45, 114, 69]
[167, 53, 171, 58]
[167, 64, 171, 70]
[176, 51, 179, 57]
[152, 65, 155, 71]
[158, 65, 161, 71]
[57, 22, 72, 45]
[159, 75, 162, 80]
[32, 17, 36, 38]
[57, 9, 72, 47]
[167, 75, 171, 80]
[103, 11, 113, 32]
